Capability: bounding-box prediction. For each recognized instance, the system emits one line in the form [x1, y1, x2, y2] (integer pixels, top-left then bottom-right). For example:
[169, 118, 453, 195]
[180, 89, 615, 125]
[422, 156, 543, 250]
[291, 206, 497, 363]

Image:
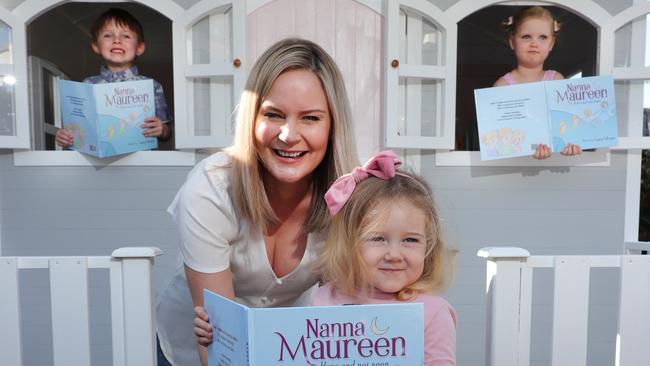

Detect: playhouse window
[612, 12, 650, 241]
[384, 2, 455, 151]
[0, 20, 15, 137]
[186, 9, 234, 139]
[173, 4, 242, 150]
[614, 14, 650, 140]
[26, 3, 174, 151]
[455, 5, 598, 152]
[395, 10, 445, 140]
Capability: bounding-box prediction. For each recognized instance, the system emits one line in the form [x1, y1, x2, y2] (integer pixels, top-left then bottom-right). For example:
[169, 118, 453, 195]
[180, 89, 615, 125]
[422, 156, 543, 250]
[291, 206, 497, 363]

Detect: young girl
[313, 150, 457, 366]
[494, 6, 581, 159]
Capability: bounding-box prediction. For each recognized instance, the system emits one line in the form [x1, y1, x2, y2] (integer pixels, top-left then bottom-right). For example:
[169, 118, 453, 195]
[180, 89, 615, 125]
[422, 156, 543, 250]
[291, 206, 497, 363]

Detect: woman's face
[254, 69, 331, 187]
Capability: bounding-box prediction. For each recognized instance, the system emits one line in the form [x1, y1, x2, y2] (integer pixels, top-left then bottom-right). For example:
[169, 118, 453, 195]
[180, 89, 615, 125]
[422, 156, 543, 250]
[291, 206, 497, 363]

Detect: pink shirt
[502, 70, 557, 85]
[310, 283, 457, 366]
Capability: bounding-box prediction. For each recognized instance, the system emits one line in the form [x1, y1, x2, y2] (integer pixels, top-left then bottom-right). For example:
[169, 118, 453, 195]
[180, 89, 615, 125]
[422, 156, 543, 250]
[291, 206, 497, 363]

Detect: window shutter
[0, 8, 29, 148]
[173, 0, 245, 148]
[384, 0, 456, 149]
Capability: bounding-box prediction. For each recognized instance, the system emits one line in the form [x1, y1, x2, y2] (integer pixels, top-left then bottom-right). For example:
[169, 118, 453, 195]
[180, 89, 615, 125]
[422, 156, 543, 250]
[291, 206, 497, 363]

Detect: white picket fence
[0, 247, 161, 366]
[479, 247, 650, 366]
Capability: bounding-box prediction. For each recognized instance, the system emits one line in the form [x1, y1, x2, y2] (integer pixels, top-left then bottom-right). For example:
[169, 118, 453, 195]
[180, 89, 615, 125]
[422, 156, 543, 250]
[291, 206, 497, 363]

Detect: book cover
[474, 75, 617, 160]
[204, 289, 425, 366]
[58, 79, 157, 158]
[546, 76, 618, 151]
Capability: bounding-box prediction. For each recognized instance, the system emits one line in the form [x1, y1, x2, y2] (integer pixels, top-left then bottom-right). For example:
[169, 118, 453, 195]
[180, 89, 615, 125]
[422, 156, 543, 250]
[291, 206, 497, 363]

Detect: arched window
[384, 0, 456, 152]
[173, 0, 244, 149]
[0, 20, 14, 137]
[455, 5, 598, 152]
[27, 2, 174, 151]
[0, 6, 29, 148]
[603, 3, 650, 243]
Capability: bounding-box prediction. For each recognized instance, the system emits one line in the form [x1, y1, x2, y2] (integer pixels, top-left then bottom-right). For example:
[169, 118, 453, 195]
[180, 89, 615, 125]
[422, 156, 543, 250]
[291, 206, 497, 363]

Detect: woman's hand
[185, 266, 234, 366]
[193, 306, 213, 347]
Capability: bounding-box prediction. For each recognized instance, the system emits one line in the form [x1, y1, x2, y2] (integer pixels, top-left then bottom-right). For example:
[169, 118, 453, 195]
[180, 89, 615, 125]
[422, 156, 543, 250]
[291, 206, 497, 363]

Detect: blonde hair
[319, 172, 456, 299]
[502, 6, 561, 37]
[226, 38, 358, 233]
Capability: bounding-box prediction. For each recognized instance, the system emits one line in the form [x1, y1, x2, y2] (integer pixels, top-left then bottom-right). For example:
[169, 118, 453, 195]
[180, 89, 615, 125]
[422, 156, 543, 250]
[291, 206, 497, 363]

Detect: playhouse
[1, 0, 649, 365]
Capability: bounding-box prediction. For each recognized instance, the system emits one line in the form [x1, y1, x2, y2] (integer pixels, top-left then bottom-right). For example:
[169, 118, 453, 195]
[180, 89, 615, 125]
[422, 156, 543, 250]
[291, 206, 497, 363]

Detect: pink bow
[324, 150, 402, 216]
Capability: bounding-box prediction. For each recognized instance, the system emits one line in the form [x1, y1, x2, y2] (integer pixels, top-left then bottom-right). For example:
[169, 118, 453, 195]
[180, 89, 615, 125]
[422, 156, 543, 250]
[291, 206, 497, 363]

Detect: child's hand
[141, 116, 164, 138]
[533, 144, 552, 160]
[560, 143, 582, 156]
[193, 306, 213, 347]
[534, 143, 582, 159]
[55, 128, 74, 148]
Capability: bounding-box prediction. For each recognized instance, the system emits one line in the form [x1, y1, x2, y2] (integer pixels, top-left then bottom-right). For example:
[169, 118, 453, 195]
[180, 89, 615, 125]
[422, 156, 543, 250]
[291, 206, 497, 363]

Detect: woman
[156, 38, 359, 366]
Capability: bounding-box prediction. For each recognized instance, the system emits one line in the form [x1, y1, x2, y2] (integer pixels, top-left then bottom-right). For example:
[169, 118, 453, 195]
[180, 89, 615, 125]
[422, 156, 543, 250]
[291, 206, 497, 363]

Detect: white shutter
[173, 0, 245, 149]
[603, 3, 650, 149]
[0, 7, 29, 148]
[385, 0, 456, 149]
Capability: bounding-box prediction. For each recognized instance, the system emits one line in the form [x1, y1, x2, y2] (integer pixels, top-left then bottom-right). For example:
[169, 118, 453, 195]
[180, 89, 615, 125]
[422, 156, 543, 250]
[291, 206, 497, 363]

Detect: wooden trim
[446, 0, 611, 24]
[12, 150, 196, 166]
[246, 0, 383, 14]
[13, 0, 183, 22]
[434, 150, 612, 167]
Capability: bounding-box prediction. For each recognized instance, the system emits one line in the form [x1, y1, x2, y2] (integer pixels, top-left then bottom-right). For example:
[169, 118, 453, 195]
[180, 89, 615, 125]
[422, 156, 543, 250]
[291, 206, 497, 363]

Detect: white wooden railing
[0, 247, 161, 366]
[478, 247, 650, 366]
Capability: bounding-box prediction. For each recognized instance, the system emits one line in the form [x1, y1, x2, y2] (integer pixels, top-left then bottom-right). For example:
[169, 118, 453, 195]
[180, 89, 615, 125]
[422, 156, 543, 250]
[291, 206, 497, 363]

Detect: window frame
[0, 4, 30, 149]
[5, 0, 650, 170]
[602, 2, 650, 149]
[384, 0, 616, 167]
[173, 0, 245, 149]
[28, 55, 66, 151]
[8, 0, 194, 167]
[384, 0, 457, 150]
[600, 2, 650, 243]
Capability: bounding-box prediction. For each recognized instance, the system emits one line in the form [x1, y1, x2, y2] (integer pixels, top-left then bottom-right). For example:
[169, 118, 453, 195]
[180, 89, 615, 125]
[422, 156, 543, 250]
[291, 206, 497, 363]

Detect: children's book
[204, 289, 425, 366]
[474, 75, 618, 160]
[58, 79, 157, 158]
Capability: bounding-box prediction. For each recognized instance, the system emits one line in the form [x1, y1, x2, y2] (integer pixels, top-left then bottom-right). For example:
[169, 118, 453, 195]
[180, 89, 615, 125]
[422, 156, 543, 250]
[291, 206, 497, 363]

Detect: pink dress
[310, 283, 457, 366]
[502, 70, 557, 85]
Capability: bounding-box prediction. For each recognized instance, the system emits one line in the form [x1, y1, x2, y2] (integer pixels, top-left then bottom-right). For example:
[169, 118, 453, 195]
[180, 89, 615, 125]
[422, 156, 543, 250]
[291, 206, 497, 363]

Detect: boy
[55, 8, 172, 148]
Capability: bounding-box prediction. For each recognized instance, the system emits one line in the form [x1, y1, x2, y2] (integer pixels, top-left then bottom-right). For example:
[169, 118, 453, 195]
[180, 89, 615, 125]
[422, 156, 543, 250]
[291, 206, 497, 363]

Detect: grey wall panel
[0, 152, 190, 366]
[2, 190, 178, 210]
[0, 146, 630, 366]
[419, 152, 627, 366]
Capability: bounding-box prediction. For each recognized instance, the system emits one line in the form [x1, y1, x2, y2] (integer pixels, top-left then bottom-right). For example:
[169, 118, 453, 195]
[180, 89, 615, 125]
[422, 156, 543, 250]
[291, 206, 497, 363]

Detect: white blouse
[156, 152, 324, 366]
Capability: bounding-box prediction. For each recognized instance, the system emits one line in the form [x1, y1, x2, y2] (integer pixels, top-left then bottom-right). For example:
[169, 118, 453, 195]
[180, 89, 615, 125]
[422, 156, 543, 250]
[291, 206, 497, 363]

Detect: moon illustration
[370, 317, 390, 335]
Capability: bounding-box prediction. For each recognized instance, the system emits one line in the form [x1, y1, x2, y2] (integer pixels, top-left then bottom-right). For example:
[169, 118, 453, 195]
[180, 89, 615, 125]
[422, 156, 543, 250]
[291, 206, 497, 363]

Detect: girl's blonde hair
[319, 172, 456, 299]
[502, 6, 561, 36]
[226, 38, 358, 233]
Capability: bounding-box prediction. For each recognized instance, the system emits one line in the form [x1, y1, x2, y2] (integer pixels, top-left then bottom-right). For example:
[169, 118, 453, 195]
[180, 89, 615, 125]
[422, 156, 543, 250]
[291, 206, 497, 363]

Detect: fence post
[0, 258, 22, 366]
[111, 247, 162, 366]
[617, 255, 650, 365]
[478, 247, 531, 366]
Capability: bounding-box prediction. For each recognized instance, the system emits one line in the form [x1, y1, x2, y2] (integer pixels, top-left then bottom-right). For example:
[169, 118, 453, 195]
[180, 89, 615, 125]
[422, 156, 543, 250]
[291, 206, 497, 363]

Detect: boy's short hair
[91, 8, 145, 43]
